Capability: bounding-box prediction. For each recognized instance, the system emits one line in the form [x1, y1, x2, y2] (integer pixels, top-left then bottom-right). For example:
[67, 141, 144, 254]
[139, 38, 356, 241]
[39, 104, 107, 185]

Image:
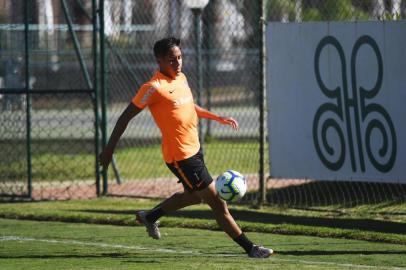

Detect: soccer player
[99, 37, 273, 258]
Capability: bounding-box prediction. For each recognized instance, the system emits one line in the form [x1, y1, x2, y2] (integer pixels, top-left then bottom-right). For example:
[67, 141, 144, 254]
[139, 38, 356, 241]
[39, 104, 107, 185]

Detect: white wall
[266, 21, 406, 183]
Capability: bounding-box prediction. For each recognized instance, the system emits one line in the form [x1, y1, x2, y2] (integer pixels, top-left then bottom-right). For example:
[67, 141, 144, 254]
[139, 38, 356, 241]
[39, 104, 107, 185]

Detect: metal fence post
[205, 3, 213, 140]
[191, 8, 204, 146]
[24, 0, 32, 198]
[93, 0, 101, 196]
[99, 0, 108, 195]
[258, 0, 267, 206]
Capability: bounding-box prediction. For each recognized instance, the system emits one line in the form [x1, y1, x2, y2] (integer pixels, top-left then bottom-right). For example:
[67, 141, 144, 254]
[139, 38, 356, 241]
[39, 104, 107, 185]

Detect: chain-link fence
[102, 0, 263, 200]
[0, 0, 263, 201]
[1, 0, 405, 207]
[0, 0, 99, 200]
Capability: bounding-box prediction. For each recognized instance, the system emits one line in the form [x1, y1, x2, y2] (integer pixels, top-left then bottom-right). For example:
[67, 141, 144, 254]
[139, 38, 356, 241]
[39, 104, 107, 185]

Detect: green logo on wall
[313, 35, 396, 172]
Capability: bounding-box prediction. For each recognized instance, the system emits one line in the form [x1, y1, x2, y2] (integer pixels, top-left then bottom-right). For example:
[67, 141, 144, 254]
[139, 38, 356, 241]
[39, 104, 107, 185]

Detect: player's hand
[218, 116, 239, 130]
[99, 147, 113, 169]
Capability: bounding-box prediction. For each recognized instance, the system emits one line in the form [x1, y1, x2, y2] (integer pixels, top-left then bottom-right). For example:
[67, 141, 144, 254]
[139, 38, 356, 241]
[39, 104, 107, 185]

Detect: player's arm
[99, 103, 142, 168]
[194, 104, 239, 130]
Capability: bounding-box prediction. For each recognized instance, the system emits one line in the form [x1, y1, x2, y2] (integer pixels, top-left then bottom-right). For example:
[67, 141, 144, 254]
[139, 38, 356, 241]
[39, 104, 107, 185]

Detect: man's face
[157, 46, 182, 79]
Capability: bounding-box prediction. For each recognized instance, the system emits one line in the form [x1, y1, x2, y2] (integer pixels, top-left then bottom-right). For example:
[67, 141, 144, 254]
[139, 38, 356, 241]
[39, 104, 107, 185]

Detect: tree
[372, 0, 386, 19]
[391, 0, 402, 19]
[37, 0, 55, 48]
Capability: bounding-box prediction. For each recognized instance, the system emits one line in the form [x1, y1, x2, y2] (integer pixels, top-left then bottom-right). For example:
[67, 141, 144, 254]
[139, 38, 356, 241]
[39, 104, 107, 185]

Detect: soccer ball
[215, 170, 247, 202]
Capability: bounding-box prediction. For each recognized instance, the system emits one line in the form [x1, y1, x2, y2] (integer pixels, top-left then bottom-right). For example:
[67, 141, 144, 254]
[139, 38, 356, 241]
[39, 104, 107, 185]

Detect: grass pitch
[1, 218, 406, 270]
[1, 197, 406, 269]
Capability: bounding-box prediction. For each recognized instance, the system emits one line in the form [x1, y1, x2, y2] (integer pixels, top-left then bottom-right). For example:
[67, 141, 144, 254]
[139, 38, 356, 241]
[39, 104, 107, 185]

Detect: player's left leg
[195, 181, 273, 258]
[195, 181, 242, 238]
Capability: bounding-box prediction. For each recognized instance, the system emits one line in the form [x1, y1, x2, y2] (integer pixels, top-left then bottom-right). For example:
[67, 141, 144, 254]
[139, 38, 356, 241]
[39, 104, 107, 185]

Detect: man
[99, 37, 273, 258]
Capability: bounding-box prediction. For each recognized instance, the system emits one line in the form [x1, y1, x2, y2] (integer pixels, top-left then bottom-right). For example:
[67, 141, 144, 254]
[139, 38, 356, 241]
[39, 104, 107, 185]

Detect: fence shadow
[77, 208, 406, 235]
[264, 180, 406, 207]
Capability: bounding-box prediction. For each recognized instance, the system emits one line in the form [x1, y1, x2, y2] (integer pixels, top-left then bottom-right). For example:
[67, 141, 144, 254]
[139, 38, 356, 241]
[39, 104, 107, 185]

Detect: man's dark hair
[153, 37, 181, 58]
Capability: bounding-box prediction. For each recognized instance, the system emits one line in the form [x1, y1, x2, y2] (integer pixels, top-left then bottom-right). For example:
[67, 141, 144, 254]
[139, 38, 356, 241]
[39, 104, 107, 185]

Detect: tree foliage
[264, 0, 396, 21]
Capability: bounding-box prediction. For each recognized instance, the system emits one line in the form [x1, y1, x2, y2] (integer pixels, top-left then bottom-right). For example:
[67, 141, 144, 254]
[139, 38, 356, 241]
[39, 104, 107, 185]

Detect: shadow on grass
[166, 209, 406, 235]
[77, 208, 406, 235]
[278, 250, 406, 256]
[263, 181, 406, 207]
[0, 253, 131, 259]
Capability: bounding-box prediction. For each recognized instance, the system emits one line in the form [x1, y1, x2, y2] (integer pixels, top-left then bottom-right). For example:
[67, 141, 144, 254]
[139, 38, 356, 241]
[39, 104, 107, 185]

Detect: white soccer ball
[215, 170, 247, 202]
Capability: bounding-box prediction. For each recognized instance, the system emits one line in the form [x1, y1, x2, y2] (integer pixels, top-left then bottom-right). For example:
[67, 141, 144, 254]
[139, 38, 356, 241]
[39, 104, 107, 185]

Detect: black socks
[146, 208, 166, 223]
[145, 209, 253, 254]
[233, 233, 254, 254]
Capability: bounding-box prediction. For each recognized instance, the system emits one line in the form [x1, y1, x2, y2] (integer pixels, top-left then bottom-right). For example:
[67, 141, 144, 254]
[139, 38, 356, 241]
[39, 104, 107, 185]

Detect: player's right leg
[195, 182, 274, 258]
[135, 210, 161, 239]
[159, 191, 202, 212]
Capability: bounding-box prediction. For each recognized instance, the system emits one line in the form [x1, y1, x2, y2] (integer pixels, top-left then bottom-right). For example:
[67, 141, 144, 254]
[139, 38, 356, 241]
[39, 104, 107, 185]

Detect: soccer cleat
[136, 210, 161, 240]
[248, 245, 274, 258]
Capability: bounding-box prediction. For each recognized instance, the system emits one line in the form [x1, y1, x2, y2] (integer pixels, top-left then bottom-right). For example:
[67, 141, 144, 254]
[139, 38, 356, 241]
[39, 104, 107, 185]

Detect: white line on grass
[1, 236, 405, 270]
[272, 257, 406, 270]
[0, 236, 199, 255]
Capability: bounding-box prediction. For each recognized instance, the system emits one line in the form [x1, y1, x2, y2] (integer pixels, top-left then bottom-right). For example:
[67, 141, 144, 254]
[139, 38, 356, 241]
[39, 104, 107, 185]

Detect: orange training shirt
[132, 71, 200, 163]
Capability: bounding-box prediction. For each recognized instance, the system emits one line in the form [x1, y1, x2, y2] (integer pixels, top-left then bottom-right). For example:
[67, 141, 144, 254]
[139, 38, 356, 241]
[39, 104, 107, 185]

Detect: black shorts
[166, 148, 213, 192]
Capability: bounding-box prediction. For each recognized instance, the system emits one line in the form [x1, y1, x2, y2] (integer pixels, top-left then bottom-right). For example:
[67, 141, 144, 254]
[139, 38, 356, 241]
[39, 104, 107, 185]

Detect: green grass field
[1, 198, 406, 269]
[1, 198, 405, 243]
[1, 218, 406, 270]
